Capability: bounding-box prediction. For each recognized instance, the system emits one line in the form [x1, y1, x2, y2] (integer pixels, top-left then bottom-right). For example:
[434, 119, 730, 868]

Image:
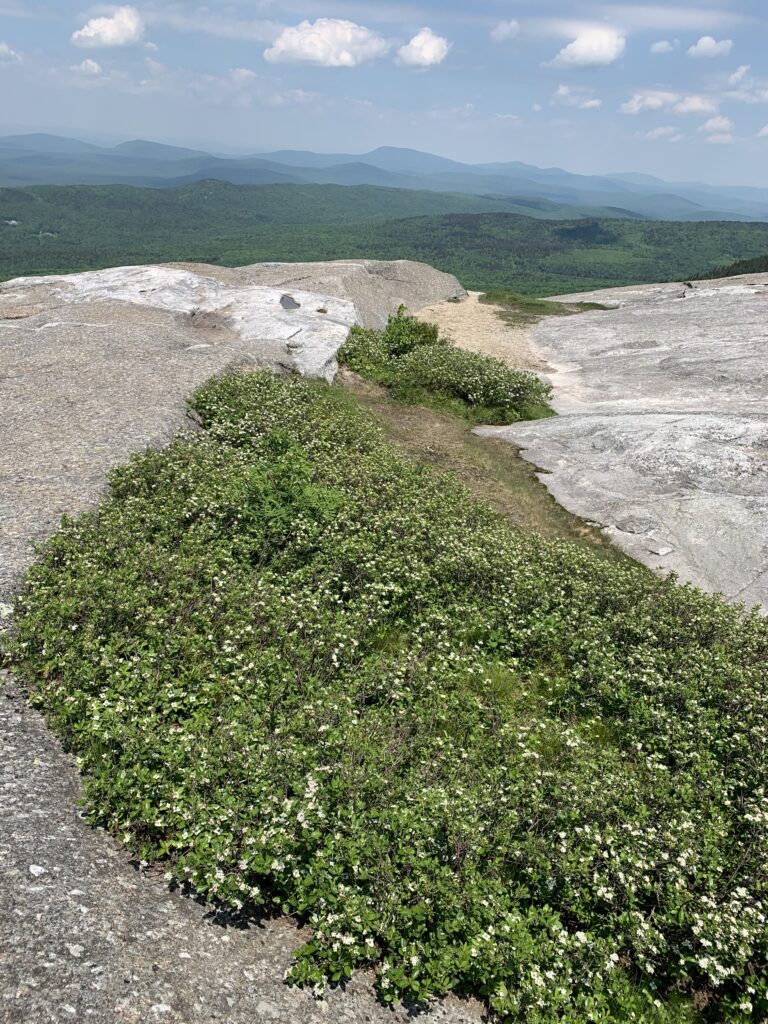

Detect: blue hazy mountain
[1, 133, 767, 221]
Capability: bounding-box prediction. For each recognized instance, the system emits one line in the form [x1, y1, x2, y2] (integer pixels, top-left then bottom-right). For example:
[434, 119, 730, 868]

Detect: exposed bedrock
[477, 273, 768, 610]
[0, 259, 464, 604]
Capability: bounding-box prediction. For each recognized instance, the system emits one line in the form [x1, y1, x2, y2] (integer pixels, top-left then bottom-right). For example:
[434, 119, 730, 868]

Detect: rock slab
[477, 274, 768, 610]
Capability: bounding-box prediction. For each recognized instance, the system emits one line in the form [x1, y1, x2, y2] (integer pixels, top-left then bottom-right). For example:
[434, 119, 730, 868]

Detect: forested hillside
[3, 181, 768, 294]
[697, 253, 768, 279]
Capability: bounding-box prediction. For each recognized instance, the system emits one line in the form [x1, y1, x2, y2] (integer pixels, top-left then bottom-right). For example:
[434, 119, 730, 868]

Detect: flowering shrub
[339, 306, 551, 423]
[8, 371, 768, 1022]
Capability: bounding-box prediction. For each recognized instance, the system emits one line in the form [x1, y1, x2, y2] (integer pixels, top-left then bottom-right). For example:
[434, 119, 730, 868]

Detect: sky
[0, 1, 767, 184]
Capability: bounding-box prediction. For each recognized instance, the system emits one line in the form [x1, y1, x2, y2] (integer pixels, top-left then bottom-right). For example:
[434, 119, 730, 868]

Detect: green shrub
[395, 344, 552, 422]
[339, 306, 551, 424]
[8, 371, 768, 1022]
[382, 304, 440, 354]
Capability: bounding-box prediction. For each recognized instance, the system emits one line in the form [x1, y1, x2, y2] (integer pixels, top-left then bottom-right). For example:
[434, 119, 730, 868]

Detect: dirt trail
[415, 291, 550, 372]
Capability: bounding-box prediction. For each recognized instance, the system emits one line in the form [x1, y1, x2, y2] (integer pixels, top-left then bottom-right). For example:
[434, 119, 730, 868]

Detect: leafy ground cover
[479, 290, 610, 327]
[338, 306, 552, 423]
[7, 370, 768, 1023]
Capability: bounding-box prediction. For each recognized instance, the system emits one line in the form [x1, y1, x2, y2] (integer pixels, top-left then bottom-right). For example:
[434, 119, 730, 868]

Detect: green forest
[2, 180, 768, 294]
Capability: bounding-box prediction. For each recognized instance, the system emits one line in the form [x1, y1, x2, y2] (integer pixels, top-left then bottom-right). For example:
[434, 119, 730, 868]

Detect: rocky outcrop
[477, 273, 768, 610]
[0, 259, 464, 604]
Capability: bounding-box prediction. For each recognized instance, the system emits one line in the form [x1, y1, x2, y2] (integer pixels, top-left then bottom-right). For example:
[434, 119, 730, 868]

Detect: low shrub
[395, 344, 552, 422]
[480, 290, 610, 327]
[339, 306, 551, 423]
[8, 372, 768, 1022]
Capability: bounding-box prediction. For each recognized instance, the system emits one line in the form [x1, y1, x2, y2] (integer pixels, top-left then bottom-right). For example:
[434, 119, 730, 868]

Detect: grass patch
[341, 369, 624, 561]
[480, 289, 611, 327]
[339, 305, 552, 424]
[8, 370, 768, 1022]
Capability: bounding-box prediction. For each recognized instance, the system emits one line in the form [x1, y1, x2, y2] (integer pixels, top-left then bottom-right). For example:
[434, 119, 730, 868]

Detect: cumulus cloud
[700, 115, 733, 134]
[0, 40, 20, 62]
[397, 28, 451, 68]
[759, 125, 768, 138]
[552, 84, 602, 109]
[650, 39, 677, 54]
[550, 27, 625, 68]
[72, 5, 144, 48]
[640, 126, 683, 141]
[674, 94, 717, 114]
[490, 20, 520, 43]
[620, 90, 679, 114]
[687, 36, 732, 58]
[706, 133, 734, 144]
[264, 18, 388, 67]
[621, 90, 717, 115]
[71, 58, 103, 76]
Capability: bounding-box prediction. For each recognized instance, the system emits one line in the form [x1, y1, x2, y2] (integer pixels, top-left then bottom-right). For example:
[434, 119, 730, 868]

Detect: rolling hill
[2, 133, 768, 222]
[3, 179, 768, 294]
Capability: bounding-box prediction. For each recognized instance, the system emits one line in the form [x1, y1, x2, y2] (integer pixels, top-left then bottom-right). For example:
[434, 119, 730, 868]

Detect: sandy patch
[415, 291, 550, 372]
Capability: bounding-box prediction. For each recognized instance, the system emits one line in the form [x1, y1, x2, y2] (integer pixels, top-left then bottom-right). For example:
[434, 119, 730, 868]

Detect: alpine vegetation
[339, 305, 552, 422]
[8, 372, 768, 1022]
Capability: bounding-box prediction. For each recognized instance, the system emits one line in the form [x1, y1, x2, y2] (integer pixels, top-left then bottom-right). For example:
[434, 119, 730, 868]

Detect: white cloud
[724, 66, 768, 105]
[706, 132, 734, 144]
[700, 115, 733, 133]
[71, 58, 103, 76]
[621, 90, 679, 114]
[264, 18, 388, 67]
[687, 36, 733, 58]
[72, 5, 144, 48]
[674, 94, 717, 114]
[397, 27, 451, 68]
[650, 39, 676, 54]
[759, 125, 768, 138]
[552, 84, 602, 109]
[490, 20, 520, 43]
[729, 64, 750, 86]
[550, 27, 625, 67]
[620, 90, 717, 115]
[0, 39, 20, 62]
[727, 81, 768, 104]
[641, 125, 683, 141]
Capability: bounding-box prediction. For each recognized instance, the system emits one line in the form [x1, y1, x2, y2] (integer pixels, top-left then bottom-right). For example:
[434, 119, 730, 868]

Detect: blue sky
[1, 1, 767, 183]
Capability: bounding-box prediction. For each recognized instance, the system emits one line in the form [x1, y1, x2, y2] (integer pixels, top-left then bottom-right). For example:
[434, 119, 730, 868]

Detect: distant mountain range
[1, 133, 768, 222]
